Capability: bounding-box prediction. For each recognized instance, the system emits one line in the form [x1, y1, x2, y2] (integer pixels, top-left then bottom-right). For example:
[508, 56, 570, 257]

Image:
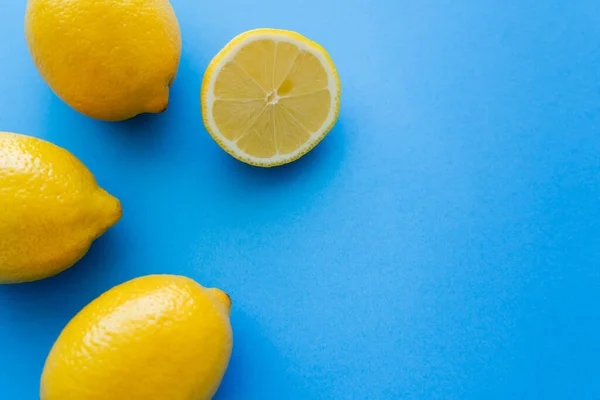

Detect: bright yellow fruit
[201, 28, 341, 167]
[25, 0, 182, 121]
[0, 132, 121, 284]
[41, 275, 233, 400]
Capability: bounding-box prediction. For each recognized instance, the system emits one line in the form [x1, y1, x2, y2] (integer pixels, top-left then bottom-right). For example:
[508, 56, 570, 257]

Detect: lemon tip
[209, 288, 232, 315]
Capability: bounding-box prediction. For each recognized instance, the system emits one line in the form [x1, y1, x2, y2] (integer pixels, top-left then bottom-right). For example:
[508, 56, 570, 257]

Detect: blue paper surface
[1, 1, 600, 399]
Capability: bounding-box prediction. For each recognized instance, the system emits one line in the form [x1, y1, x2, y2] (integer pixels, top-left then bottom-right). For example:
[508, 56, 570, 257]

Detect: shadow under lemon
[213, 115, 348, 190]
[0, 227, 124, 328]
[214, 309, 313, 399]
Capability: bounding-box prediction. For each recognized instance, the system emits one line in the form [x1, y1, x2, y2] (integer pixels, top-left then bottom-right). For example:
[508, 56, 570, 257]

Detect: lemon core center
[266, 91, 280, 105]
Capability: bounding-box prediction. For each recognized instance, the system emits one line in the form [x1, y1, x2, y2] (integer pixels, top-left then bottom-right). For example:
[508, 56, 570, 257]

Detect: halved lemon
[201, 29, 341, 167]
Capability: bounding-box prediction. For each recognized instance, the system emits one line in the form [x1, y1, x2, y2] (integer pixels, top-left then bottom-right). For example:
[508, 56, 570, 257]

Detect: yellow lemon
[0, 132, 121, 283]
[201, 28, 341, 167]
[25, 0, 182, 121]
[41, 275, 233, 400]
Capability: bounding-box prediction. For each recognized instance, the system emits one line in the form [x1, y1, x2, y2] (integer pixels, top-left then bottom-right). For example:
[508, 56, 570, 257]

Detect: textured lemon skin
[0, 132, 121, 284]
[41, 275, 233, 400]
[25, 0, 182, 121]
[201, 28, 341, 167]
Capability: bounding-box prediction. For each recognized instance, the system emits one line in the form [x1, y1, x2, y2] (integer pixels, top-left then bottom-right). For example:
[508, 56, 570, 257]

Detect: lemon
[41, 275, 233, 400]
[0, 132, 121, 283]
[25, 0, 182, 121]
[201, 28, 341, 167]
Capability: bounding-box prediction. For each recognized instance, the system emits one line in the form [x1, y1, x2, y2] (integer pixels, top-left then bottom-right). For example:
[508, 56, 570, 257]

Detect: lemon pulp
[202, 29, 341, 167]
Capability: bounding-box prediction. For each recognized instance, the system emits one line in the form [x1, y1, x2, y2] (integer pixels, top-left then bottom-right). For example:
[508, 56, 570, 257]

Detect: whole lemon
[25, 0, 182, 121]
[0, 132, 121, 283]
[41, 275, 233, 400]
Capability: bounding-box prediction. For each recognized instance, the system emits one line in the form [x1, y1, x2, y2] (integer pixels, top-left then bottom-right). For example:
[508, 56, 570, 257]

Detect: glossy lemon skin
[41, 275, 233, 400]
[0, 132, 121, 283]
[25, 0, 182, 121]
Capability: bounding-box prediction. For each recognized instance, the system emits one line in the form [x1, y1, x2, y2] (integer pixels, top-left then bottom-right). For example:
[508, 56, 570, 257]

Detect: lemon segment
[202, 29, 341, 167]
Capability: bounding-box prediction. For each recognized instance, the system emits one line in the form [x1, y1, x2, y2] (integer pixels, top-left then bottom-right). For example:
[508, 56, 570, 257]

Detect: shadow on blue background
[1, 232, 121, 317]
[214, 310, 313, 399]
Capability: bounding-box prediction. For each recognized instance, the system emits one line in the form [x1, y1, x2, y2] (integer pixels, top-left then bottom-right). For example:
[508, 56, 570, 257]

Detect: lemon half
[201, 29, 341, 167]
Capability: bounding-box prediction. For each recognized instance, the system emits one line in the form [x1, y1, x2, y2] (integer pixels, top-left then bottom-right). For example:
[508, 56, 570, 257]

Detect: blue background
[1, 0, 600, 399]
